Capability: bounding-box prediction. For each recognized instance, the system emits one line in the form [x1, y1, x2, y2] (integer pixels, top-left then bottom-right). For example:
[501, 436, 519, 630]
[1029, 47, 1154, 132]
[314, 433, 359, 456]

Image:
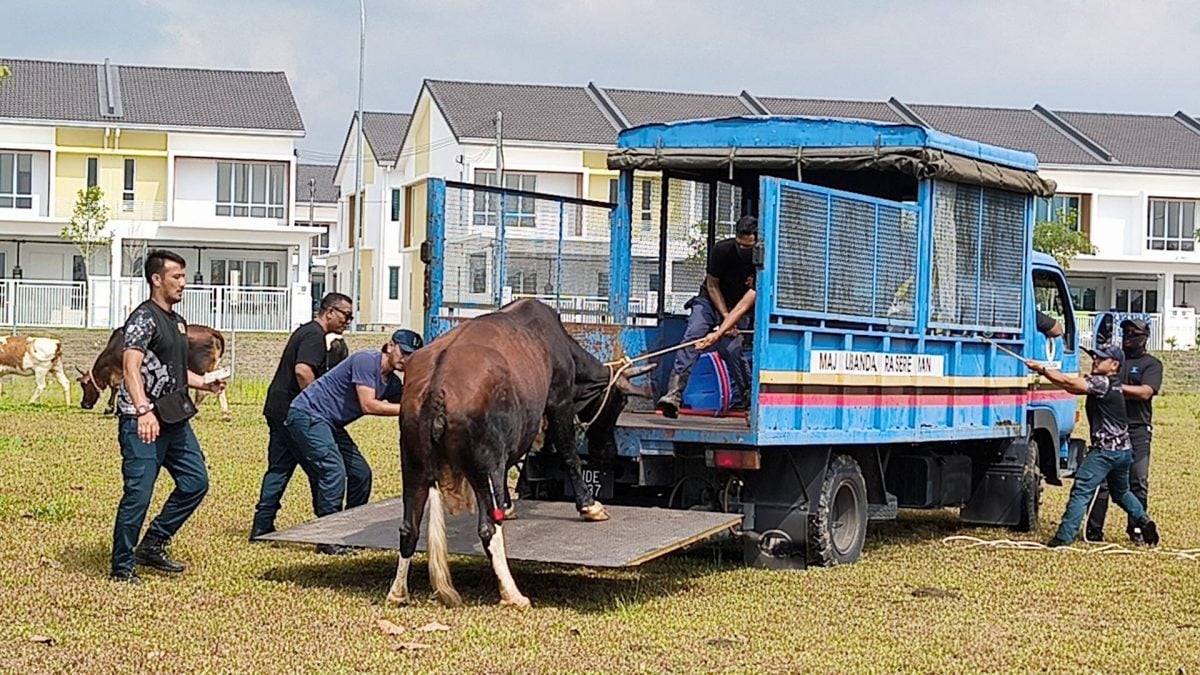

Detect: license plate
[568, 468, 613, 500]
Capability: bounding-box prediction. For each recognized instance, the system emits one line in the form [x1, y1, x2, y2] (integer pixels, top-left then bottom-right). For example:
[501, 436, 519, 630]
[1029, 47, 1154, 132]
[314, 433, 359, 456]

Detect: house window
[715, 182, 742, 234]
[122, 159, 135, 210]
[1115, 286, 1159, 314]
[391, 189, 401, 221]
[1035, 194, 1083, 226]
[86, 157, 98, 188]
[1147, 198, 1196, 252]
[216, 162, 286, 218]
[208, 258, 278, 287]
[509, 270, 538, 295]
[608, 178, 619, 204]
[472, 170, 536, 228]
[311, 231, 330, 257]
[597, 271, 610, 297]
[263, 261, 279, 287]
[639, 180, 653, 230]
[1069, 285, 1098, 312]
[388, 266, 400, 299]
[469, 252, 488, 294]
[0, 152, 33, 209]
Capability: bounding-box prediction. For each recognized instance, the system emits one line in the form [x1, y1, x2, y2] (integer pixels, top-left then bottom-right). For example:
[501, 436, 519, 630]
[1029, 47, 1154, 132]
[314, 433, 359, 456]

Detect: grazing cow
[77, 324, 231, 419]
[386, 299, 653, 608]
[0, 335, 71, 405]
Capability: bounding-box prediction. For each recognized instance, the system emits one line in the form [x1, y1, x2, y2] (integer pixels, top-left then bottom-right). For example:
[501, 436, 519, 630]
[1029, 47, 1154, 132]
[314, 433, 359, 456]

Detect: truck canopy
[608, 116, 1057, 198]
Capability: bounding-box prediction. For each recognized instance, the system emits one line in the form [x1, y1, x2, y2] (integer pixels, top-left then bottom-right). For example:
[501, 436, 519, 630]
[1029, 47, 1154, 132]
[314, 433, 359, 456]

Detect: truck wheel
[810, 454, 867, 566]
[1014, 438, 1042, 532]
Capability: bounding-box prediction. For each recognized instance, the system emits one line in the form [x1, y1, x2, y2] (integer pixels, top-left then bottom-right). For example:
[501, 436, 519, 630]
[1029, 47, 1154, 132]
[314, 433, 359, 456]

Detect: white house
[0, 57, 322, 331]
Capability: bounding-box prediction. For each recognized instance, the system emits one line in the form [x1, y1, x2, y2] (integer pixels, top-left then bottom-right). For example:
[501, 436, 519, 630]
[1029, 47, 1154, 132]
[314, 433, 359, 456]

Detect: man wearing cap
[285, 329, 423, 555]
[1086, 318, 1163, 543]
[1026, 345, 1160, 547]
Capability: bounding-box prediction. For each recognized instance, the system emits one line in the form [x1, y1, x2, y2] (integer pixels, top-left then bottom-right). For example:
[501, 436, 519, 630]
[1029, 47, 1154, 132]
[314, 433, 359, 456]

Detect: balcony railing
[116, 200, 168, 221]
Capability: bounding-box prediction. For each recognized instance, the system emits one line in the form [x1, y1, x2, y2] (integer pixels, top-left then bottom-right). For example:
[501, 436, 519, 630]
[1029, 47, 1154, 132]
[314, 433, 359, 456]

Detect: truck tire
[1014, 438, 1042, 532]
[810, 454, 868, 566]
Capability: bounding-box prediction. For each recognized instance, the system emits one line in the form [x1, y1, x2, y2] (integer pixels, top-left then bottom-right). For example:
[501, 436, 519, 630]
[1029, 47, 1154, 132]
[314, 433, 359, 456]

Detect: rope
[940, 535, 1200, 561]
[578, 335, 712, 431]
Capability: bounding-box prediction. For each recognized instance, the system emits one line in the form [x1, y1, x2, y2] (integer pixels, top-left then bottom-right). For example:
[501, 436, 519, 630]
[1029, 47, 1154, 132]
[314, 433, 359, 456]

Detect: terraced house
[0, 57, 320, 331]
[334, 79, 1200, 348]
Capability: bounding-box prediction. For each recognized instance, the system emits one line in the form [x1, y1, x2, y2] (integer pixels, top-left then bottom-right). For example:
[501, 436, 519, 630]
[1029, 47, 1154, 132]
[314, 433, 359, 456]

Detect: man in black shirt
[1027, 344, 1160, 547]
[1087, 318, 1163, 543]
[656, 215, 757, 418]
[110, 250, 227, 584]
[250, 292, 353, 540]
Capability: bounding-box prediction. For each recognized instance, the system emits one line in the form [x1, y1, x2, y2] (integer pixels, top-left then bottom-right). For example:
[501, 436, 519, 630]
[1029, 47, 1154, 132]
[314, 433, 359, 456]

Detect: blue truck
[421, 115, 1088, 569]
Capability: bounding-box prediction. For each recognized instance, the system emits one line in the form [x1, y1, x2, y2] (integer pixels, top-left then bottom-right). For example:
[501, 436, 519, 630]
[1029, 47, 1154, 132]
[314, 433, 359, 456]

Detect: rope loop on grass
[941, 535, 1200, 562]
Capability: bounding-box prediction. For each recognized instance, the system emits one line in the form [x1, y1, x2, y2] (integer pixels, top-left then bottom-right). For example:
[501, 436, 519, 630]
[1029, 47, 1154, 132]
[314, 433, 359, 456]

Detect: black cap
[1120, 318, 1150, 336]
[1083, 344, 1125, 366]
[390, 329, 423, 354]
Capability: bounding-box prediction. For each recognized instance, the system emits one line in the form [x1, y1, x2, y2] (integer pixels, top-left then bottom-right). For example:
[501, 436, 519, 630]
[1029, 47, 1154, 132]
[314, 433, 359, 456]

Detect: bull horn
[74, 365, 86, 376]
[621, 363, 657, 379]
[615, 375, 655, 398]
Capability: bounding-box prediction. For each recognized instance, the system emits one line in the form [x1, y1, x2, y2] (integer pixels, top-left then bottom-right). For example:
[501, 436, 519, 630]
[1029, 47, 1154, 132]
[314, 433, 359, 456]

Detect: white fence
[2, 278, 293, 332]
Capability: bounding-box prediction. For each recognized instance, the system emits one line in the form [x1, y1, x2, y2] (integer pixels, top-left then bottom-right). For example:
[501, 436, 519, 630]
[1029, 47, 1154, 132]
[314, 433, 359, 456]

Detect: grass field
[2, 379, 1200, 673]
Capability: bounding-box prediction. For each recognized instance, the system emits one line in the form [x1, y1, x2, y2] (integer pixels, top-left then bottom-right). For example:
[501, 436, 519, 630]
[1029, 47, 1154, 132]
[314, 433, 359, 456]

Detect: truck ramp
[258, 498, 741, 568]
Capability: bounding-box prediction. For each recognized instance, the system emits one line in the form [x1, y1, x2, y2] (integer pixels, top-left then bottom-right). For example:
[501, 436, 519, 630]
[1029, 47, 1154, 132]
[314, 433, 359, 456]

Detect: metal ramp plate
[258, 498, 741, 568]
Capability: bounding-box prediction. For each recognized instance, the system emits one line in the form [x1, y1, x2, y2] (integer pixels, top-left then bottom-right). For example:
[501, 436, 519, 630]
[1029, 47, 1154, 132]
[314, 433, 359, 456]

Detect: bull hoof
[222, 414, 233, 423]
[503, 505, 518, 520]
[501, 595, 531, 609]
[385, 590, 411, 606]
[579, 502, 610, 522]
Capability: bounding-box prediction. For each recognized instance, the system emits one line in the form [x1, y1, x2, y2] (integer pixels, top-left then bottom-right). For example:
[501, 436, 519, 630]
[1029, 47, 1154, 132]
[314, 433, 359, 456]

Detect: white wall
[0, 241, 111, 280]
[169, 133, 295, 161]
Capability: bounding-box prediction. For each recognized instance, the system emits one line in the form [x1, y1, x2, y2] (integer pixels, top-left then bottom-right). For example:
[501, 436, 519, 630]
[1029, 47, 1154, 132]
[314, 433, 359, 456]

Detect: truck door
[1032, 268, 1078, 375]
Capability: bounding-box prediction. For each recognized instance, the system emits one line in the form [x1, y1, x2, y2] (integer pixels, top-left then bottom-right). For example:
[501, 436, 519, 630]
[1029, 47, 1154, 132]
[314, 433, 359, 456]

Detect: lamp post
[349, 0, 366, 331]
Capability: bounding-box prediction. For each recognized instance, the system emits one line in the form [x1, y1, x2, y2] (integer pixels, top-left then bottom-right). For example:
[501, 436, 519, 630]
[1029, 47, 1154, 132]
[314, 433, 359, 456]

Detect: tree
[60, 186, 112, 278]
[0, 65, 10, 85]
[1033, 207, 1095, 269]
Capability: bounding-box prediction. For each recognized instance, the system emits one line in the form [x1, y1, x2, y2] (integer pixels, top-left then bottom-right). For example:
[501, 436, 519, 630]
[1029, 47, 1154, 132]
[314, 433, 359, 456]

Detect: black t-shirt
[117, 301, 190, 417]
[1122, 353, 1163, 428]
[263, 321, 330, 421]
[1084, 375, 1132, 451]
[1035, 310, 1057, 335]
[700, 238, 755, 308]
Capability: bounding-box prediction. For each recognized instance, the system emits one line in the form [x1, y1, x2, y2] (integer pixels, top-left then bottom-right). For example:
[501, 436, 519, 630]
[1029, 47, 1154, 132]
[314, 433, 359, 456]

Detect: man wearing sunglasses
[251, 293, 354, 542]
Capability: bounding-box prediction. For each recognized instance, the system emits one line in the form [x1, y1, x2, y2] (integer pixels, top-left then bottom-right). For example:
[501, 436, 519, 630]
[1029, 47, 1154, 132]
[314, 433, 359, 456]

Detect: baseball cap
[390, 329, 424, 354]
[1120, 318, 1150, 336]
[1083, 344, 1125, 366]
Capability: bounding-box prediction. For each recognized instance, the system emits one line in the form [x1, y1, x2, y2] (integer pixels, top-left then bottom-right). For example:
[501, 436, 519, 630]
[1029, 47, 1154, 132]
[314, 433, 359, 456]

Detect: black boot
[134, 533, 186, 573]
[656, 373, 688, 419]
[249, 526, 275, 542]
[1136, 518, 1159, 546]
[110, 568, 142, 585]
[316, 543, 355, 556]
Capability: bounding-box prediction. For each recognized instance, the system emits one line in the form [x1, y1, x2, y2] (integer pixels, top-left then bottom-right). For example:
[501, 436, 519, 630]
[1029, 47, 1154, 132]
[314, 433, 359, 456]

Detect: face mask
[1123, 334, 1148, 358]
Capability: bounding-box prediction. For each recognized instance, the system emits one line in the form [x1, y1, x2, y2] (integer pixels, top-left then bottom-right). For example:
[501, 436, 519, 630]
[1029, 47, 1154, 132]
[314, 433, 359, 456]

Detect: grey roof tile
[757, 96, 905, 123]
[362, 112, 411, 164]
[603, 87, 754, 126]
[910, 104, 1102, 165]
[296, 164, 338, 203]
[425, 79, 616, 145]
[0, 57, 304, 132]
[1053, 110, 1200, 170]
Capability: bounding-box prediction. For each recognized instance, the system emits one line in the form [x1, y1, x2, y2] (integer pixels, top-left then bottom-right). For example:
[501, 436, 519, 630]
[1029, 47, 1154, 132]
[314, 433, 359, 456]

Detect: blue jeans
[252, 416, 320, 534]
[112, 419, 209, 573]
[672, 296, 751, 399]
[1054, 448, 1148, 543]
[285, 408, 372, 518]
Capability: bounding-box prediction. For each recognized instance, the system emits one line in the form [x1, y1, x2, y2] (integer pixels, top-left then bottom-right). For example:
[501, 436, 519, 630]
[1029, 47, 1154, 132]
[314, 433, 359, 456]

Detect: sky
[4, 0, 1200, 163]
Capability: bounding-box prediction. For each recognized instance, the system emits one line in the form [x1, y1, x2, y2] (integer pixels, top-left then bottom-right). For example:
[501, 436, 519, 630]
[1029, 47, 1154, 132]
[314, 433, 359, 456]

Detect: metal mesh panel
[932, 180, 1025, 329]
[980, 187, 1026, 328]
[776, 187, 829, 313]
[666, 181, 743, 314]
[775, 183, 918, 321]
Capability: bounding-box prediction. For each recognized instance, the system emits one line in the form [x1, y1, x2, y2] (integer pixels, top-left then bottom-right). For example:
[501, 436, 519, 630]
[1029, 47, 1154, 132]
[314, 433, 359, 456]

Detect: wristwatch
[135, 403, 155, 416]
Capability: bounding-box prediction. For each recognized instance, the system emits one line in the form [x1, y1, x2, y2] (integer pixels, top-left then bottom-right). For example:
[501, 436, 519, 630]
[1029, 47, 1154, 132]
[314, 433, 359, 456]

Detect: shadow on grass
[58, 540, 112, 578]
[260, 545, 729, 611]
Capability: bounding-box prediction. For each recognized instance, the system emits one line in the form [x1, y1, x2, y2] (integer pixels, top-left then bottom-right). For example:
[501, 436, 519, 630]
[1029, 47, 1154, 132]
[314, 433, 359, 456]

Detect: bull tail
[426, 485, 463, 608]
[419, 350, 475, 516]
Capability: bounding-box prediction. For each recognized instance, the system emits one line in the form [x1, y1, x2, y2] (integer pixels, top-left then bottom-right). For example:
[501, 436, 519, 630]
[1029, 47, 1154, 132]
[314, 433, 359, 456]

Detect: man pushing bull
[284, 329, 423, 555]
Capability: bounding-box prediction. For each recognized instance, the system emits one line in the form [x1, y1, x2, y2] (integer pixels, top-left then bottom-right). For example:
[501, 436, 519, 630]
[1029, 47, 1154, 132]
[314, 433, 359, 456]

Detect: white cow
[0, 335, 71, 405]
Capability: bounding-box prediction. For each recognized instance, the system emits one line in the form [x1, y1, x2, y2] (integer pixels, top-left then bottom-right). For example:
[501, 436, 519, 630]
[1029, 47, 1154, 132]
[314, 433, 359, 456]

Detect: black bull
[386, 299, 653, 608]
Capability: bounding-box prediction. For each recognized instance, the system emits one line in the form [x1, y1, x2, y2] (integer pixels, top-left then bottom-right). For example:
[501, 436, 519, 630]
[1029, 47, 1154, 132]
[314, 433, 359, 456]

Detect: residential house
[335, 79, 1200, 347]
[0, 57, 320, 331]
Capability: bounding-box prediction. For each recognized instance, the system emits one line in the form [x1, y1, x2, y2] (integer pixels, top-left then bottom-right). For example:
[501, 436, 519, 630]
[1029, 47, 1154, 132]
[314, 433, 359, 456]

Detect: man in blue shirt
[286, 328, 423, 555]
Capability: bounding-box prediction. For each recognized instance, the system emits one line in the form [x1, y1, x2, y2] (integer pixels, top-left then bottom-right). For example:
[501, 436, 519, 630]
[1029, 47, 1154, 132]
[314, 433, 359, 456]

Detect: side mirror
[1093, 312, 1117, 350]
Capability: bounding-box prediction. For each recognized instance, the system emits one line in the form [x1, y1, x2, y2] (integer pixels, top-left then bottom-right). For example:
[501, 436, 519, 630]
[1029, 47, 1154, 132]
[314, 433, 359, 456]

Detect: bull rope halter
[575, 334, 713, 431]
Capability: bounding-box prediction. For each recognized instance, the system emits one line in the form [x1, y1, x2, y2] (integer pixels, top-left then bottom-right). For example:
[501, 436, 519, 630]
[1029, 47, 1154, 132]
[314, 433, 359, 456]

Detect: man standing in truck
[1086, 319, 1162, 543]
[1026, 345, 1160, 547]
[657, 215, 757, 418]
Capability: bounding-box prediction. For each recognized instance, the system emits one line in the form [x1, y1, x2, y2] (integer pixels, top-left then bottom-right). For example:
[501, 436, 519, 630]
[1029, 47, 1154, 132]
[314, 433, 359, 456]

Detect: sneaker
[134, 535, 186, 573]
[316, 543, 355, 556]
[110, 569, 143, 585]
[1045, 538, 1071, 548]
[1138, 519, 1160, 546]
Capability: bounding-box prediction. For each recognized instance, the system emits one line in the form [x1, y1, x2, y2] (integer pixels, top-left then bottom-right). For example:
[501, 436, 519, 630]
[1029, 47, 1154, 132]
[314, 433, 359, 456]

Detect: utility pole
[307, 177, 316, 229]
[495, 110, 504, 183]
[350, 0, 366, 331]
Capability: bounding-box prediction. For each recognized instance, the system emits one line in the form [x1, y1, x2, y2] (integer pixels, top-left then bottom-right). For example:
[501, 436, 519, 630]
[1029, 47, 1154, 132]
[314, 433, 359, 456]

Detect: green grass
[2, 379, 1200, 672]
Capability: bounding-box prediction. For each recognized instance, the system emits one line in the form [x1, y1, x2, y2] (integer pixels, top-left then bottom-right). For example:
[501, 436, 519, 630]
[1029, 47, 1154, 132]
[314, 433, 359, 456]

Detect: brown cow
[77, 324, 230, 419]
[0, 335, 71, 405]
[386, 299, 653, 608]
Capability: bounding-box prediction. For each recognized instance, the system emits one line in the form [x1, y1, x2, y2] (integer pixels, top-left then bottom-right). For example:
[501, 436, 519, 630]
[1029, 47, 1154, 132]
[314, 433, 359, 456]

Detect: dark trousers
[252, 416, 320, 533]
[285, 408, 372, 517]
[1053, 447, 1147, 543]
[111, 418, 209, 573]
[671, 296, 751, 399]
[1087, 426, 1151, 536]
